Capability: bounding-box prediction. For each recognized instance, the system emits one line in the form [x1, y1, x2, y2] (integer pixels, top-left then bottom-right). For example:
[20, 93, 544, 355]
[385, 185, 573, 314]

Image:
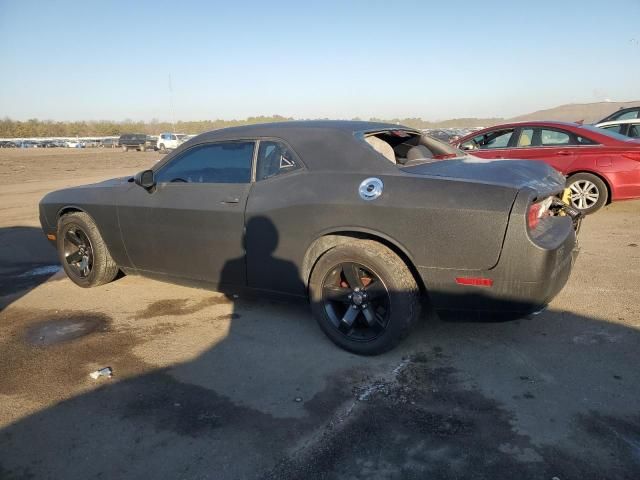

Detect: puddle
[24, 314, 109, 346]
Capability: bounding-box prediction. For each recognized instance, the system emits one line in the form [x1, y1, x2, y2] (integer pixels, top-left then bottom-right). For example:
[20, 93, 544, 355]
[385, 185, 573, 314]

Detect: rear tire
[57, 212, 119, 288]
[567, 173, 608, 214]
[309, 240, 420, 355]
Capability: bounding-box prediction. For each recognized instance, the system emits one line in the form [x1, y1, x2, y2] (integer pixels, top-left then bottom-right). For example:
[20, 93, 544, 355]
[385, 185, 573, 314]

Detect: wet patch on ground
[0, 462, 33, 480]
[24, 313, 109, 346]
[0, 308, 145, 400]
[0, 361, 359, 479]
[132, 296, 231, 320]
[575, 412, 640, 471]
[263, 349, 640, 480]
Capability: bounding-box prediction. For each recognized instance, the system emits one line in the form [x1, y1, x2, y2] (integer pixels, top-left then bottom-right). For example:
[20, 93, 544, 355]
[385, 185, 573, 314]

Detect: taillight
[528, 203, 541, 230]
[527, 197, 552, 230]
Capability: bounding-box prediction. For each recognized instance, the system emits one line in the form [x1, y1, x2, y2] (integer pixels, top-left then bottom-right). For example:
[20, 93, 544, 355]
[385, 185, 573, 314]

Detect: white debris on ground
[89, 367, 113, 380]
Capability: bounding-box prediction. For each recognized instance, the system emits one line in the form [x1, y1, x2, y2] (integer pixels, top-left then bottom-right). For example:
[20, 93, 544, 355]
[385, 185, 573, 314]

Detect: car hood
[64, 176, 130, 189]
[401, 156, 566, 197]
[92, 176, 130, 187]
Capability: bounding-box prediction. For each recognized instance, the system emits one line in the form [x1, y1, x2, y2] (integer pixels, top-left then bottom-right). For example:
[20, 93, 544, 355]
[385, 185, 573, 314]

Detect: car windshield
[581, 124, 635, 142]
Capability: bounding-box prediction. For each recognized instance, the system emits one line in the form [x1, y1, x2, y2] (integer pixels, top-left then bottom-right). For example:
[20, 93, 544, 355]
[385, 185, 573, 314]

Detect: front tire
[567, 173, 608, 214]
[309, 240, 420, 355]
[57, 212, 119, 288]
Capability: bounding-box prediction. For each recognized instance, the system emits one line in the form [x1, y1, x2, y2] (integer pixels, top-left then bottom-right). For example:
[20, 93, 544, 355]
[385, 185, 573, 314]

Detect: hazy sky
[1, 0, 638, 121]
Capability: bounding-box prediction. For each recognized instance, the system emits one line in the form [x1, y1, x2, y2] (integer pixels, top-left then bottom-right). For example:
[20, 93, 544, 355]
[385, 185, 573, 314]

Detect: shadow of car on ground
[0, 226, 60, 311]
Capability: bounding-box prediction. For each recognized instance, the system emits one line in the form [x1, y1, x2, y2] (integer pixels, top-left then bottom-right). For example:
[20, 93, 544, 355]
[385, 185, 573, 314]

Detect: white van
[157, 133, 187, 152]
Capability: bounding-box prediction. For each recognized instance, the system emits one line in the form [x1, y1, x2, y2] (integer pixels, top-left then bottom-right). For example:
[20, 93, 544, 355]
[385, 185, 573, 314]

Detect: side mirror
[134, 169, 156, 190]
[460, 142, 476, 151]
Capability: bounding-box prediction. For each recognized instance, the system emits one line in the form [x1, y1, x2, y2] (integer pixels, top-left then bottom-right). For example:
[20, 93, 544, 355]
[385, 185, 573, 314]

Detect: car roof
[491, 120, 581, 129]
[605, 106, 640, 114]
[596, 119, 640, 126]
[457, 120, 636, 146]
[457, 121, 583, 139]
[196, 120, 411, 139]
[172, 121, 420, 173]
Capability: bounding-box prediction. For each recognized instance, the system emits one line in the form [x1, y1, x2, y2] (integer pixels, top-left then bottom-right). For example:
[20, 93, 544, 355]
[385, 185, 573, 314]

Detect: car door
[502, 127, 578, 173]
[244, 139, 307, 295]
[117, 141, 255, 286]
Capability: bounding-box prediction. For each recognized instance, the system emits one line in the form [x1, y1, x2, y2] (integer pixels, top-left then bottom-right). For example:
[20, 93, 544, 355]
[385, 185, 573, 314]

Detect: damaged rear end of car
[400, 156, 582, 317]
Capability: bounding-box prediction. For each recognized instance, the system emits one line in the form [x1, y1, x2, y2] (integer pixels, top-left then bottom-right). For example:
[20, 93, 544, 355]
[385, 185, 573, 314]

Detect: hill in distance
[378, 100, 640, 128]
[507, 100, 640, 124]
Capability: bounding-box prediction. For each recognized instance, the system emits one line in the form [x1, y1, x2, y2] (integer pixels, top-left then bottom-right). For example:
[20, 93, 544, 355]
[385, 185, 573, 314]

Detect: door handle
[556, 151, 571, 156]
[221, 197, 240, 204]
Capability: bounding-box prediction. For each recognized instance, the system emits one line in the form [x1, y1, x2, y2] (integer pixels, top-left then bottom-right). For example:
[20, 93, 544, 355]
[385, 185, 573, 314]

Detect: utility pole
[169, 74, 176, 132]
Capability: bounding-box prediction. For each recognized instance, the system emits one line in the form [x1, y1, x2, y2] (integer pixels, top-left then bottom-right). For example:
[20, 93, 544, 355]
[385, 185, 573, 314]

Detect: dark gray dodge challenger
[39, 121, 582, 355]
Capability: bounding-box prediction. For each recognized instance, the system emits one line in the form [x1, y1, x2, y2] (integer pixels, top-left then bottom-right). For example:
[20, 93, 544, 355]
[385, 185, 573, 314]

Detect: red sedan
[453, 121, 640, 213]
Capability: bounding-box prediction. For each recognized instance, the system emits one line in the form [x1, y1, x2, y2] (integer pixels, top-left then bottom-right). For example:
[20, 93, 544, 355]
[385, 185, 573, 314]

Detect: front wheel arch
[57, 205, 84, 220]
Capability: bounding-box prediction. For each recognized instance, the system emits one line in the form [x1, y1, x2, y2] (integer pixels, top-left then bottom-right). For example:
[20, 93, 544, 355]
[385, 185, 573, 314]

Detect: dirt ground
[0, 148, 639, 479]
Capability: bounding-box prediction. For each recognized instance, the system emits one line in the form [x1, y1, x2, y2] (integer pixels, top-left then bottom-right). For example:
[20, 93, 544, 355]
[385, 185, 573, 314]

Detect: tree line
[0, 115, 503, 138]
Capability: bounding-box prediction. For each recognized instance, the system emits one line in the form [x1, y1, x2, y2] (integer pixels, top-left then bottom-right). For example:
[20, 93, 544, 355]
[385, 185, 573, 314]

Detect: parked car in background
[425, 129, 460, 143]
[118, 134, 157, 152]
[0, 141, 17, 148]
[100, 138, 119, 148]
[597, 106, 640, 124]
[453, 121, 640, 214]
[65, 140, 85, 148]
[40, 121, 581, 355]
[595, 119, 640, 139]
[18, 140, 39, 148]
[157, 132, 187, 152]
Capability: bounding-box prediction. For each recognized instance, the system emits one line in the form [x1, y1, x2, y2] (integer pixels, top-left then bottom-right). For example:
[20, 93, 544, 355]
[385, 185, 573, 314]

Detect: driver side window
[474, 129, 514, 149]
[156, 142, 254, 184]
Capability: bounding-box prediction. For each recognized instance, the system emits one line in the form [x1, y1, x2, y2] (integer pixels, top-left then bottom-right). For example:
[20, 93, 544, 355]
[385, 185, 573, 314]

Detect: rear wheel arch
[302, 231, 425, 293]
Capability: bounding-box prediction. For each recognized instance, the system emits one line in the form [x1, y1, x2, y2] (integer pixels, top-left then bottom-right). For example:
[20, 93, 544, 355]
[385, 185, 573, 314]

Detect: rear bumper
[419, 190, 579, 315]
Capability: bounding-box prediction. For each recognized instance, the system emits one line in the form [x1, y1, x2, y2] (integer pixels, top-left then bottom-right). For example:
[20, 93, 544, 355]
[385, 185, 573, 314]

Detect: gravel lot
[0, 148, 639, 479]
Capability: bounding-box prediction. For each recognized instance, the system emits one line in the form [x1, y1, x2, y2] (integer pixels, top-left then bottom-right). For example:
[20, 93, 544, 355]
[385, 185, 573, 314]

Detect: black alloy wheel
[321, 262, 391, 342]
[62, 225, 94, 279]
[56, 212, 120, 288]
